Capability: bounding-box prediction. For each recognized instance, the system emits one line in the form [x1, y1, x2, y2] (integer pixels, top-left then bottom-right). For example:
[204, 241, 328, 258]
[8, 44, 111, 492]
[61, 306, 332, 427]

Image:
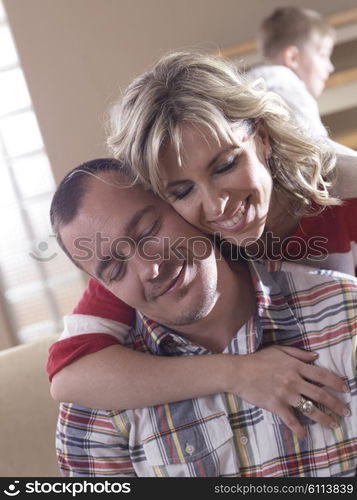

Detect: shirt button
[185, 443, 195, 455]
[240, 436, 248, 445]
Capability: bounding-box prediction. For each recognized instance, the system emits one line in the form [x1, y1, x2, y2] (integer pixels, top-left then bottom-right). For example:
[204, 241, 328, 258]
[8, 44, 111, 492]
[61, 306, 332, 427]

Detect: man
[246, 6, 356, 156]
[53, 159, 356, 477]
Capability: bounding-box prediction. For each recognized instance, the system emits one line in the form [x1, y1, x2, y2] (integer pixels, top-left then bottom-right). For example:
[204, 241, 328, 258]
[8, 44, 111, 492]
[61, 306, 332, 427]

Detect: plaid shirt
[56, 260, 357, 477]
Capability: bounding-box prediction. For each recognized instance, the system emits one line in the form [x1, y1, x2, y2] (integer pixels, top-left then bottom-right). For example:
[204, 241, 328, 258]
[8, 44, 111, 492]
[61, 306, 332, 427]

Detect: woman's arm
[49, 278, 349, 440]
[51, 343, 349, 440]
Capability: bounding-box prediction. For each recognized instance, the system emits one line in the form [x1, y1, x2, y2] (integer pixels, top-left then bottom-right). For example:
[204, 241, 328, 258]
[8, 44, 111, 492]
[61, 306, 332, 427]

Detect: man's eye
[139, 219, 161, 238]
[109, 262, 124, 283]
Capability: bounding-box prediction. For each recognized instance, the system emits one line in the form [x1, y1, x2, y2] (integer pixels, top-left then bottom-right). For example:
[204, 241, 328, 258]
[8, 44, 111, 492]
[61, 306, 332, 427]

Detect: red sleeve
[280, 198, 357, 259]
[46, 334, 120, 382]
[72, 278, 135, 324]
[345, 198, 357, 244]
[47, 278, 135, 381]
[294, 198, 357, 254]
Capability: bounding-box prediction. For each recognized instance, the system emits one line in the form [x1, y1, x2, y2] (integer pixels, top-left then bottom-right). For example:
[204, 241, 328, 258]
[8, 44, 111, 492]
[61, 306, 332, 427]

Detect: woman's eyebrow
[206, 146, 237, 168]
[165, 179, 189, 189]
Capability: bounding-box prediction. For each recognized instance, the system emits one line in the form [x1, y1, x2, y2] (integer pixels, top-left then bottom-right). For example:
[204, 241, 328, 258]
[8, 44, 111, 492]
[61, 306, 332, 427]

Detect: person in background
[246, 6, 356, 156]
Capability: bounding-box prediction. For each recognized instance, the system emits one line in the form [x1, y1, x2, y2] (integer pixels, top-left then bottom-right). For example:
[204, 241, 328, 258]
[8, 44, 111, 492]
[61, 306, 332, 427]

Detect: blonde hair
[259, 7, 336, 58]
[108, 51, 340, 217]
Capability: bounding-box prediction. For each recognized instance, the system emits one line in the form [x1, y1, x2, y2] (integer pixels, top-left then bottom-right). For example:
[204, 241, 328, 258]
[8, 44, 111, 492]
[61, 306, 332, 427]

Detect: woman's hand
[226, 346, 350, 440]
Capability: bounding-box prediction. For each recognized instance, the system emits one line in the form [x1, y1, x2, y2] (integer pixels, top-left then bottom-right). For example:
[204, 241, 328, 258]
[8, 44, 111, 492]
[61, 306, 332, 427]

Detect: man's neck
[171, 259, 256, 353]
[265, 54, 284, 66]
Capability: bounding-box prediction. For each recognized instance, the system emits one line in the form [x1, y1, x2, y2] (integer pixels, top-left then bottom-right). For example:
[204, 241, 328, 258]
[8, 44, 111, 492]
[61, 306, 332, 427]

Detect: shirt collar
[137, 259, 304, 356]
[135, 312, 205, 356]
[249, 259, 304, 336]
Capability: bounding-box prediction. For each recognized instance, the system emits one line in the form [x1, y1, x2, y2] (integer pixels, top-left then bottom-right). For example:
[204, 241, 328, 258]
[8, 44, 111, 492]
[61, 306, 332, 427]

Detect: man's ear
[281, 45, 300, 72]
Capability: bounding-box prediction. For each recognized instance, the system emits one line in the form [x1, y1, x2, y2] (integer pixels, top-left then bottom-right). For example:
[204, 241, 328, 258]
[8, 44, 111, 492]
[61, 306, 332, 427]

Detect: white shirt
[246, 65, 357, 157]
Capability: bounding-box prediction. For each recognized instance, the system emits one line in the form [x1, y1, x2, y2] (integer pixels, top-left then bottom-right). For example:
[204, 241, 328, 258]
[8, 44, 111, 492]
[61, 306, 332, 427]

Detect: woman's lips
[208, 197, 249, 232]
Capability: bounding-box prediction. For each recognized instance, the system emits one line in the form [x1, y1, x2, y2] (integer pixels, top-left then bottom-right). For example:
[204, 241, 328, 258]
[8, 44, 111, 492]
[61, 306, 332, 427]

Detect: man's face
[61, 174, 219, 327]
[295, 33, 335, 98]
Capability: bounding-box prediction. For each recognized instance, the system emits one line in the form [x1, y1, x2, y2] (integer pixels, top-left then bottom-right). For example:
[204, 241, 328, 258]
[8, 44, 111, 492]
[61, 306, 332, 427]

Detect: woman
[109, 52, 356, 273]
[49, 52, 356, 439]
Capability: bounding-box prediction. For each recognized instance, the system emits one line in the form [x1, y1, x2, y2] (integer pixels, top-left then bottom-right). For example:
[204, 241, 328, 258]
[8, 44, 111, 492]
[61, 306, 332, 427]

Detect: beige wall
[4, 0, 357, 184]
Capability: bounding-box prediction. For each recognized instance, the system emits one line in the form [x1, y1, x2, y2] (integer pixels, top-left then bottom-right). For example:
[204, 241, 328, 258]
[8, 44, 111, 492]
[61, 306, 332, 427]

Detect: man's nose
[131, 254, 161, 282]
[328, 59, 335, 74]
[202, 187, 229, 220]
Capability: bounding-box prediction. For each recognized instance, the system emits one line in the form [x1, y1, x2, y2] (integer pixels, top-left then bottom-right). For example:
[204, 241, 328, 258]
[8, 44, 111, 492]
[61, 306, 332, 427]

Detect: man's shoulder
[58, 401, 128, 422]
[58, 402, 110, 424]
[245, 64, 321, 125]
[246, 64, 305, 90]
[262, 259, 357, 291]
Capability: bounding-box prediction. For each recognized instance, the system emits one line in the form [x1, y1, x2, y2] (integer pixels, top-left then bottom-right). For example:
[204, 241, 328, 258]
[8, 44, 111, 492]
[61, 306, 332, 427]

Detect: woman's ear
[255, 119, 272, 158]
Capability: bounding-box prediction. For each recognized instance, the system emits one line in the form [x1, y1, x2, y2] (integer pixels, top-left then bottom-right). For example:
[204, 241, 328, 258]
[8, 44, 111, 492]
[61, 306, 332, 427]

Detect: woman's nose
[202, 190, 229, 220]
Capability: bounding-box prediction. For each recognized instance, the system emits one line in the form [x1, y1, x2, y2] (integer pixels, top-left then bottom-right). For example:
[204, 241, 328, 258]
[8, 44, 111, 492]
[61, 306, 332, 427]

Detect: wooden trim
[327, 8, 357, 27]
[333, 129, 357, 149]
[212, 40, 256, 58]
[325, 67, 357, 89]
[216, 8, 357, 60]
[214, 40, 256, 59]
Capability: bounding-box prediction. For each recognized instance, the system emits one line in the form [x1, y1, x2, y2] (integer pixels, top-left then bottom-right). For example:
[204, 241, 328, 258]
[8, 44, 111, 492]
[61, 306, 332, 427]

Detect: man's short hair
[259, 6, 336, 58]
[50, 158, 133, 265]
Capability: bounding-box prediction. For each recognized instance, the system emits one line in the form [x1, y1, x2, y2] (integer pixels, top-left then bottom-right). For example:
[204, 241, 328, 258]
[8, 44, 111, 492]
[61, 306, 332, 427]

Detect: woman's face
[159, 123, 273, 246]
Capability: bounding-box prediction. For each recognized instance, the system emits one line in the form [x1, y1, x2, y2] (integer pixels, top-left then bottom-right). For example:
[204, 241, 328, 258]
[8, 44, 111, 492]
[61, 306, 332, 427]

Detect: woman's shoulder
[299, 198, 357, 234]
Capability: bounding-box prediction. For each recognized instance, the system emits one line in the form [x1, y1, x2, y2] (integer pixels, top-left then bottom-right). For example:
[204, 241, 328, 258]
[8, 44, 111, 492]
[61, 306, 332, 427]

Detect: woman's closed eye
[167, 153, 240, 201]
[214, 154, 239, 175]
[168, 184, 194, 201]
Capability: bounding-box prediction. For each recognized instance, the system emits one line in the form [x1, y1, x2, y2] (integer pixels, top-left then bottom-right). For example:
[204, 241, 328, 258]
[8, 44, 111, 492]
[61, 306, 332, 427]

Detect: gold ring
[296, 397, 314, 415]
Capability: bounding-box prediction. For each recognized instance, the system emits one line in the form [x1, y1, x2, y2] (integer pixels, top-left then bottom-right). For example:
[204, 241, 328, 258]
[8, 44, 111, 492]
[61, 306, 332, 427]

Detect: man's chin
[148, 297, 216, 328]
[311, 83, 325, 99]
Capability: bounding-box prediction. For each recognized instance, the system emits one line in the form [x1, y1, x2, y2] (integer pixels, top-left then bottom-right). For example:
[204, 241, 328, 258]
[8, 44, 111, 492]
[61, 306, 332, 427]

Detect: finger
[276, 406, 306, 440]
[299, 380, 350, 419]
[293, 395, 340, 429]
[272, 345, 318, 362]
[300, 363, 348, 394]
